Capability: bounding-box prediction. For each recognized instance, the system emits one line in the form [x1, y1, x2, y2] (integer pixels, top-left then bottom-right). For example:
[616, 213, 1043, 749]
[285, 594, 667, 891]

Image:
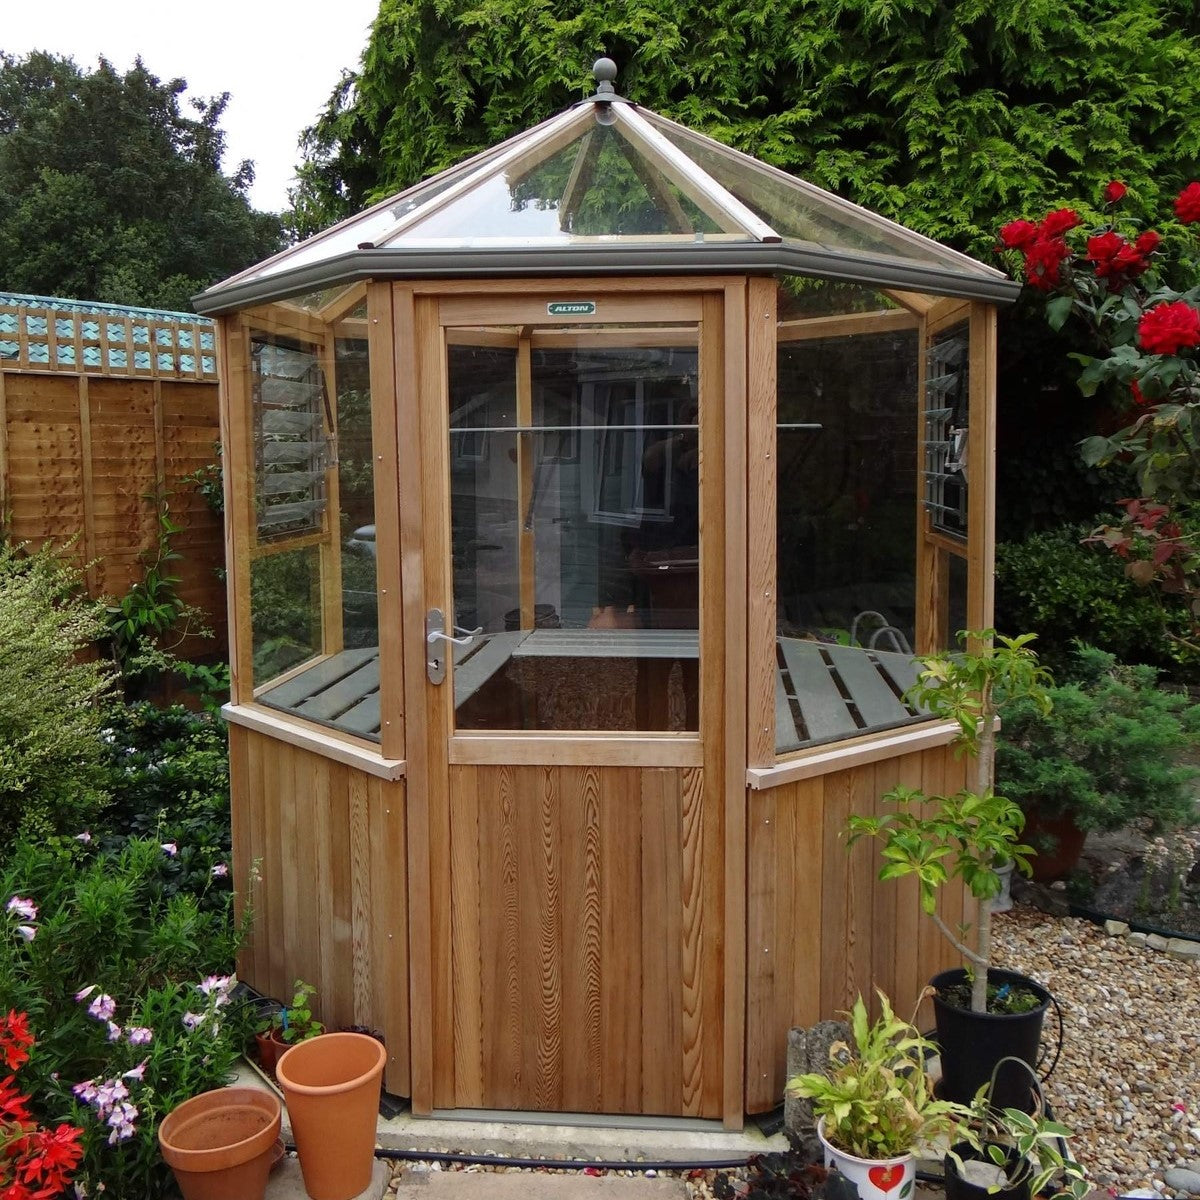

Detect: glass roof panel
[641, 110, 1004, 277]
[399, 118, 738, 244]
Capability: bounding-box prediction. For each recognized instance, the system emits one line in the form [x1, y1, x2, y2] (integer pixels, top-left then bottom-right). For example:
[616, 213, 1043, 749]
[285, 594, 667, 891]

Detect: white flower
[75, 831, 92, 844]
[122, 1060, 148, 1081]
[15, 925, 36, 942]
[182, 1010, 206, 1031]
[126, 1026, 153, 1046]
[160, 842, 178, 857]
[106, 1021, 123, 1042]
[6, 896, 37, 921]
[75, 984, 97, 1002]
[210, 863, 228, 878]
[87, 993, 116, 1021]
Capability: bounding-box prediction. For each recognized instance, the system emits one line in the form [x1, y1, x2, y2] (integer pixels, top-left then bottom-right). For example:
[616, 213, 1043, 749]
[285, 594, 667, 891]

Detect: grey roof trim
[194, 242, 1020, 315]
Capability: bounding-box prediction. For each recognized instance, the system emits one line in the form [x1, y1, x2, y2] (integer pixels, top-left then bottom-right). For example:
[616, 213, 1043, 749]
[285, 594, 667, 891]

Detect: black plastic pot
[931, 968, 1051, 1112]
[944, 1142, 1030, 1200]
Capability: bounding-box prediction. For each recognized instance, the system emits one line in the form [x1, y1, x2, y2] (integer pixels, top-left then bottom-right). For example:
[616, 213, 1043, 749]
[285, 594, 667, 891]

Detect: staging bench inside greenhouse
[199, 57, 1018, 1129]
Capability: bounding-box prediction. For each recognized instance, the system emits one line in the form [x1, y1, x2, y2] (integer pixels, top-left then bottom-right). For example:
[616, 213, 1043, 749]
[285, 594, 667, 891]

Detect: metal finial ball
[593, 57, 618, 85]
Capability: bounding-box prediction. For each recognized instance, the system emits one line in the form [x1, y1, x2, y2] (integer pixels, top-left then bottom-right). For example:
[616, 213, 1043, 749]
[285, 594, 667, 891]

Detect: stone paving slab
[391, 1169, 688, 1200]
[265, 1157, 390, 1200]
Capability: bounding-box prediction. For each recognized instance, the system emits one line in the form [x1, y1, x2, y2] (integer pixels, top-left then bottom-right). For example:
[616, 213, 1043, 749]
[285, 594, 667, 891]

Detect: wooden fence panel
[1, 298, 225, 657]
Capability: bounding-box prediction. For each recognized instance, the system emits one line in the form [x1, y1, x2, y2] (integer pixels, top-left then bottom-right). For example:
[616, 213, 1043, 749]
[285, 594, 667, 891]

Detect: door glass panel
[447, 325, 700, 732]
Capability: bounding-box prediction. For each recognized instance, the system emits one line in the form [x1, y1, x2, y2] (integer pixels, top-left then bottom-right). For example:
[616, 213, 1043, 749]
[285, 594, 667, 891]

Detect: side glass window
[774, 278, 924, 754]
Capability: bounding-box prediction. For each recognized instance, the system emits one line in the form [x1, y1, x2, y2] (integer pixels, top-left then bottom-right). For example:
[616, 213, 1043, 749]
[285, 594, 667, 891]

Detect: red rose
[1040, 208, 1082, 236]
[999, 219, 1040, 250]
[1131, 380, 1148, 406]
[1085, 230, 1124, 267]
[1175, 182, 1200, 224]
[1111, 244, 1150, 279]
[1103, 180, 1127, 204]
[1138, 300, 1200, 355]
[1135, 230, 1161, 255]
[1024, 235, 1071, 290]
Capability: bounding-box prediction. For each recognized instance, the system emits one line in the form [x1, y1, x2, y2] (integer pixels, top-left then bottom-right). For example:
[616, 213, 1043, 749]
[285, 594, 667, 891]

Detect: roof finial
[592, 57, 618, 97]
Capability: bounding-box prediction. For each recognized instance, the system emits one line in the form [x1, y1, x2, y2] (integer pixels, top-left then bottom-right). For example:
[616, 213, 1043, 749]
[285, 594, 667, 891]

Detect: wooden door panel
[442, 763, 722, 1115]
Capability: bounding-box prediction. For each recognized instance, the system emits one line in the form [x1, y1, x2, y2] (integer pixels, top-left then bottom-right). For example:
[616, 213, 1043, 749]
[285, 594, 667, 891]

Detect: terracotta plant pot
[1022, 809, 1087, 881]
[254, 1026, 289, 1073]
[276, 1031, 386, 1200]
[157, 1086, 282, 1200]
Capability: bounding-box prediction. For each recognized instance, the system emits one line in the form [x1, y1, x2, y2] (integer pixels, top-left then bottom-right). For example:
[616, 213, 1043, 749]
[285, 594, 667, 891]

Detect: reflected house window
[446, 335, 700, 733]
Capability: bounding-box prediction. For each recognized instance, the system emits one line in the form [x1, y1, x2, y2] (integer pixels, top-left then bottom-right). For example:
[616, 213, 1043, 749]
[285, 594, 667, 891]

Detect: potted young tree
[788, 991, 969, 1200]
[847, 631, 1054, 1111]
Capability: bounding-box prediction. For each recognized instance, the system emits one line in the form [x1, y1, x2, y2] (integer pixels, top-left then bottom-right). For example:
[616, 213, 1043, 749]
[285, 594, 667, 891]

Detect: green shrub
[996, 645, 1200, 834]
[995, 524, 1186, 678]
[94, 704, 232, 908]
[0, 836, 249, 1198]
[0, 541, 115, 846]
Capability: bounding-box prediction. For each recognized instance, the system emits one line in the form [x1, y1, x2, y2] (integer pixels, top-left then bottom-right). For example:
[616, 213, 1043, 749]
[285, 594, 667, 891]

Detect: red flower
[0, 1014, 31, 1073]
[1041, 208, 1082, 236]
[1131, 380, 1148, 406]
[1174, 182, 1200, 224]
[1138, 300, 1200, 355]
[1024, 235, 1072, 290]
[999, 219, 1040, 250]
[1103, 180, 1127, 204]
[1135, 230, 1161, 255]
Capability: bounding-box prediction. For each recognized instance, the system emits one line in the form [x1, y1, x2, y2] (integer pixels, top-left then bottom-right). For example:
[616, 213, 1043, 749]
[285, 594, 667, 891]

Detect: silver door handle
[427, 626, 482, 647]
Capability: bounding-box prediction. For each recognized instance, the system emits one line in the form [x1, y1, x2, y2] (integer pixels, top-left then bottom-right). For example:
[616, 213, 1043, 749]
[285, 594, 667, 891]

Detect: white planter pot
[989, 860, 1015, 913]
[817, 1117, 916, 1200]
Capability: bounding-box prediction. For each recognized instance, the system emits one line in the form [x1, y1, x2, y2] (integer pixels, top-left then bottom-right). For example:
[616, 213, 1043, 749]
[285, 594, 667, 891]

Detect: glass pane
[449, 327, 701, 732]
[947, 551, 968, 648]
[643, 111, 999, 275]
[251, 546, 322, 682]
[243, 294, 384, 742]
[405, 121, 733, 244]
[775, 279, 923, 754]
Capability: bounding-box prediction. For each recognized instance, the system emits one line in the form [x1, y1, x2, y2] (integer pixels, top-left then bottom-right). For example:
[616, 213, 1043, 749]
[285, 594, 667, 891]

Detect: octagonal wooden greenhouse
[196, 61, 1018, 1128]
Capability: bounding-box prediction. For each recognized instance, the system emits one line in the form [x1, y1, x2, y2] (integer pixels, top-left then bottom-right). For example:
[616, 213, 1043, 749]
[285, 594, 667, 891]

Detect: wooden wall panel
[442, 763, 723, 1117]
[0, 366, 225, 655]
[230, 726, 410, 1094]
[745, 743, 966, 1112]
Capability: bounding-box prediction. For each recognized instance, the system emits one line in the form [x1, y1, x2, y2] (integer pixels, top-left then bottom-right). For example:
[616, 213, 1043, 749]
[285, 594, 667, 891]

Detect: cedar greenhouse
[195, 61, 1019, 1127]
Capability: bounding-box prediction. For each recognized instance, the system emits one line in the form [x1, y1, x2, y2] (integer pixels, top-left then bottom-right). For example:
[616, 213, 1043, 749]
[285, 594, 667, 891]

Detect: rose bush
[998, 182, 1200, 657]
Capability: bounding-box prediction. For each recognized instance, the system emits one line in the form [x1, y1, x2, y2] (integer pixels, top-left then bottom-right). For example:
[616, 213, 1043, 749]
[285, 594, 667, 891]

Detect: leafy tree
[0, 52, 285, 311]
[293, 0, 1200, 252]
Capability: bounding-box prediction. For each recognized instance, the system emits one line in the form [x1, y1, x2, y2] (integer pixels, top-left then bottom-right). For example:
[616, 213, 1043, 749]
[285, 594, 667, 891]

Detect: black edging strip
[1068, 902, 1200, 945]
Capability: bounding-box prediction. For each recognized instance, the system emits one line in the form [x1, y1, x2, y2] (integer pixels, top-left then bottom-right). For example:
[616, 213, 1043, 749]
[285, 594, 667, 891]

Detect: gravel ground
[368, 904, 1197, 1198]
[992, 904, 1200, 1192]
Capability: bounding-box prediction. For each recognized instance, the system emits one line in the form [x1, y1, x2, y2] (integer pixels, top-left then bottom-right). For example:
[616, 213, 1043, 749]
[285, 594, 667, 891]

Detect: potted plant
[945, 1059, 1089, 1200]
[847, 630, 1054, 1111]
[254, 979, 323, 1073]
[997, 644, 1200, 880]
[788, 991, 969, 1200]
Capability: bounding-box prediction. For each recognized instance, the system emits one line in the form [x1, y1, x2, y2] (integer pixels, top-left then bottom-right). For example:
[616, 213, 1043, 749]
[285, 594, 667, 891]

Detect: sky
[2, 0, 382, 214]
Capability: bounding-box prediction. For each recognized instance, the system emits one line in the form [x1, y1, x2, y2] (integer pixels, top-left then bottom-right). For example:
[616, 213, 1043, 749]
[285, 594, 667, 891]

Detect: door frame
[394, 276, 749, 1127]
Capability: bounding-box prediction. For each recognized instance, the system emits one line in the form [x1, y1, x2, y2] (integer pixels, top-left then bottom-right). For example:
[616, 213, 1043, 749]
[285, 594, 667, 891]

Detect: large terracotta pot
[276, 1032, 386, 1200]
[1022, 809, 1086, 881]
[157, 1086, 281, 1200]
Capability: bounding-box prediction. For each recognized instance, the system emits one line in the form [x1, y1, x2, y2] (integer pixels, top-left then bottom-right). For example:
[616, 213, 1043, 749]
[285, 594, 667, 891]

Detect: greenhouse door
[400, 283, 736, 1120]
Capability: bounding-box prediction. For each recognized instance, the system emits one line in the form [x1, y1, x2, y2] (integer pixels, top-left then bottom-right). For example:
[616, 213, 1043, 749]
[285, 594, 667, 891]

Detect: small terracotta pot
[276, 1032, 385, 1200]
[254, 1026, 289, 1073]
[158, 1086, 282, 1200]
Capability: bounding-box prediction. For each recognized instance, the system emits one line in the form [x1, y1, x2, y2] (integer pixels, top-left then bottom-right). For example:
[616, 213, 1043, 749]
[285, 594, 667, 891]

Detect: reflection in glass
[448, 332, 700, 732]
[405, 121, 730, 243]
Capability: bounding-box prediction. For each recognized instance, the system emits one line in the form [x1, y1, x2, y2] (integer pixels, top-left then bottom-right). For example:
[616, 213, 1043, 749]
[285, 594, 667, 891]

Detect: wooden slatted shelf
[258, 633, 926, 751]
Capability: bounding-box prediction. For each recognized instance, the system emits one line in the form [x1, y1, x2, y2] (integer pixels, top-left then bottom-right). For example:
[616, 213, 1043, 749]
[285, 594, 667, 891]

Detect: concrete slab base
[392, 1170, 687, 1200]
[265, 1157, 389, 1200]
[232, 1062, 788, 1165]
